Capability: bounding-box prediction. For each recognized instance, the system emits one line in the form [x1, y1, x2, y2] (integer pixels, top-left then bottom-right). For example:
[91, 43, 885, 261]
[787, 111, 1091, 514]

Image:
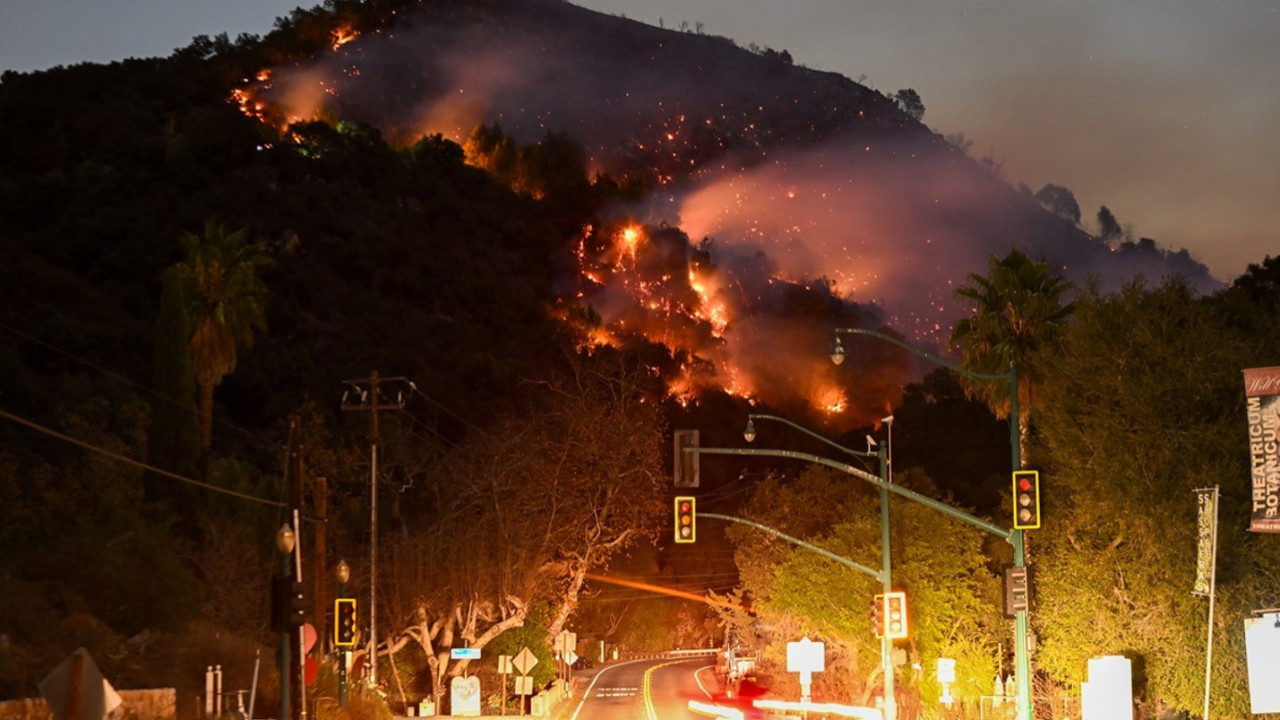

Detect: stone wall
[0, 690, 177, 720]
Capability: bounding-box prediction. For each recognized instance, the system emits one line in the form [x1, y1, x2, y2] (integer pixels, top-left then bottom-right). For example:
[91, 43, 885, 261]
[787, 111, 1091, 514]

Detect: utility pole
[314, 475, 327, 651]
[341, 372, 414, 690]
[285, 417, 305, 720]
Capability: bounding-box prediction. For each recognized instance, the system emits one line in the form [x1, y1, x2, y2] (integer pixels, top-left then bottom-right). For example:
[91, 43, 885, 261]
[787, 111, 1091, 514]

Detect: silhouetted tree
[1034, 183, 1081, 225]
[171, 220, 272, 471]
[894, 88, 925, 121]
[949, 249, 1074, 463]
[1096, 205, 1124, 245]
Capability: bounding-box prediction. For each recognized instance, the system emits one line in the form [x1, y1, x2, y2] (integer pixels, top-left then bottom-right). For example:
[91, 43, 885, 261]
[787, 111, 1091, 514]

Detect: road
[565, 655, 724, 720]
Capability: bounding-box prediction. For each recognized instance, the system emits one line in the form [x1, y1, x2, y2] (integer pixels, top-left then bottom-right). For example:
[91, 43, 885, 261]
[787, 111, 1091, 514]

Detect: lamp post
[336, 560, 350, 708]
[831, 327, 1031, 720]
[743, 413, 896, 720]
[276, 524, 296, 720]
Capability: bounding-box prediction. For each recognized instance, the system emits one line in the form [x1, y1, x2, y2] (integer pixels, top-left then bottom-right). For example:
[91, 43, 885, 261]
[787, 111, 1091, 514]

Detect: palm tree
[949, 249, 1074, 463]
[173, 220, 272, 470]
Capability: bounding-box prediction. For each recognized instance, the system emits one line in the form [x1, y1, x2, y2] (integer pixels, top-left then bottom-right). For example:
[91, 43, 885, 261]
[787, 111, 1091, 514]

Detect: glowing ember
[331, 26, 359, 50]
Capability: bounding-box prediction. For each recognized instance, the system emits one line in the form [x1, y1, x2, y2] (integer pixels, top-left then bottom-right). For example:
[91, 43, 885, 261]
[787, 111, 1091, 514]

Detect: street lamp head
[743, 419, 756, 443]
[881, 415, 894, 425]
[275, 523, 296, 555]
[830, 336, 846, 365]
[336, 559, 350, 584]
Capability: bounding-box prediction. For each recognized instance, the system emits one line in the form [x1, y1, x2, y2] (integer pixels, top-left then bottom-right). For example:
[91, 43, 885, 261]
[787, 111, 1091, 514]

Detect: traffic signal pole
[834, 327, 1033, 720]
[878, 447, 896, 720]
[685, 443, 1015, 720]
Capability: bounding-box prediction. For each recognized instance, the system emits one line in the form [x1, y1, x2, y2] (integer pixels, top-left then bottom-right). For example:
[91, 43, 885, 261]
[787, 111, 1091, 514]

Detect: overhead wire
[0, 406, 285, 508]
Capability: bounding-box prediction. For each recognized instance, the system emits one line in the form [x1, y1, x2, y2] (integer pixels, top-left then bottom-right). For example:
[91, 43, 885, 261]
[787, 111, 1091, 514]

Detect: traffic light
[674, 496, 696, 543]
[335, 598, 357, 647]
[1012, 470, 1041, 529]
[269, 576, 308, 630]
[270, 574, 290, 632]
[1003, 566, 1029, 617]
[871, 595, 885, 637]
[883, 591, 908, 639]
[288, 581, 307, 627]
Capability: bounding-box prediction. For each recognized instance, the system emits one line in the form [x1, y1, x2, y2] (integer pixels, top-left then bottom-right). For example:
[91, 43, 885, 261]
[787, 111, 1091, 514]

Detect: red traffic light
[1012, 470, 1041, 530]
[674, 496, 696, 544]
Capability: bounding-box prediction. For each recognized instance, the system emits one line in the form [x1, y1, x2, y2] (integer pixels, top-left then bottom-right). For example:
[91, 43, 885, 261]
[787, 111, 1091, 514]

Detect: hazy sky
[3, 0, 1276, 282]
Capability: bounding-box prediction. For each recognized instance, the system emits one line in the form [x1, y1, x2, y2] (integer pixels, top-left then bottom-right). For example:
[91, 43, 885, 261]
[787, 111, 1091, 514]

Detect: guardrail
[619, 648, 719, 661]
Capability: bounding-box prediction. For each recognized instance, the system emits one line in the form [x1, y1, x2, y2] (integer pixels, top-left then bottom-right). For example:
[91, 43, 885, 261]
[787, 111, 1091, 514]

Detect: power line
[0, 320, 276, 449]
[0, 406, 285, 508]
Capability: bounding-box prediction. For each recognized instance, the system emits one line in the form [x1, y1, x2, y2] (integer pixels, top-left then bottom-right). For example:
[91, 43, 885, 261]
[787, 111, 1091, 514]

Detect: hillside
[0, 0, 1252, 703]
[244, 0, 1216, 338]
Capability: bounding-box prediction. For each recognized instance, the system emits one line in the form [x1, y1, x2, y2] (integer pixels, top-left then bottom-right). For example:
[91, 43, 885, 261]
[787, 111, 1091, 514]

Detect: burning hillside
[231, 0, 1218, 421]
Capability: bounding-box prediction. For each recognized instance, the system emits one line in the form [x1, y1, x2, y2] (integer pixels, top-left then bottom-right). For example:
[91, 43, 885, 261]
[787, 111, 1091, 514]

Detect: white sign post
[786, 637, 825, 704]
[511, 647, 538, 714]
[1246, 614, 1280, 713]
[936, 658, 956, 707]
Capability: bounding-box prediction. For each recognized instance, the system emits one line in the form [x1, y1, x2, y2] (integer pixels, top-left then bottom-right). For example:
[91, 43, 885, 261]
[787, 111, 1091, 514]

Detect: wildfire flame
[331, 26, 359, 51]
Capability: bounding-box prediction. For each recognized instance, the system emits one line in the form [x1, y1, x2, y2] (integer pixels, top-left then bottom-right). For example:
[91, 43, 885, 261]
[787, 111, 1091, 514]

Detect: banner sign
[1192, 488, 1216, 596]
[1243, 366, 1280, 532]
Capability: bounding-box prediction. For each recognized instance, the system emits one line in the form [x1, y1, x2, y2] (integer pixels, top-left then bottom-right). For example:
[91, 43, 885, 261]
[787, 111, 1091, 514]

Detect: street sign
[450, 647, 481, 660]
[786, 637, 825, 673]
[497, 655, 512, 675]
[936, 658, 956, 684]
[564, 650, 578, 666]
[39, 649, 121, 720]
[512, 647, 538, 675]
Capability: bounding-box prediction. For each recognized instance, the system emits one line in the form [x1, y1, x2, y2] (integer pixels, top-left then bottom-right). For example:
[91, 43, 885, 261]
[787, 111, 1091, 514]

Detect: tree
[1033, 184, 1081, 225]
[894, 89, 925, 121]
[1096, 205, 1124, 246]
[949, 249, 1074, 463]
[380, 349, 665, 710]
[1033, 278, 1267, 716]
[171, 220, 272, 470]
[145, 266, 202, 503]
[725, 465, 1001, 709]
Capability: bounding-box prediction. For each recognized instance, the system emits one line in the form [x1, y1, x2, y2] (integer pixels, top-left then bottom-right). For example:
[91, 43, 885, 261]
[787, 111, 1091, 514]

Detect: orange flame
[331, 26, 359, 51]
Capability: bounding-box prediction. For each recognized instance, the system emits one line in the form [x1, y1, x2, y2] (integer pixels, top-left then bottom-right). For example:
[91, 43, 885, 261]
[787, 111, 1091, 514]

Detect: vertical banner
[1192, 489, 1216, 596]
[1243, 366, 1280, 532]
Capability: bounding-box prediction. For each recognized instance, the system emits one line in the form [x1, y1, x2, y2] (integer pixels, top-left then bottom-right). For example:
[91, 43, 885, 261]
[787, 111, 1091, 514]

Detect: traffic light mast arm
[688, 446, 1013, 541]
[745, 413, 876, 461]
[700, 512, 883, 581]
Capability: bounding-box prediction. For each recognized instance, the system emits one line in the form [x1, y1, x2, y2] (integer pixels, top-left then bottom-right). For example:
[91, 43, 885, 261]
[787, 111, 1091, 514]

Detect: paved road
[563, 656, 722, 720]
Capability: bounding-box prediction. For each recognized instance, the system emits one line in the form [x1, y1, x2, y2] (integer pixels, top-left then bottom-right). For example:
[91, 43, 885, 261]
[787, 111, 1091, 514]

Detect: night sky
[3, 0, 1276, 282]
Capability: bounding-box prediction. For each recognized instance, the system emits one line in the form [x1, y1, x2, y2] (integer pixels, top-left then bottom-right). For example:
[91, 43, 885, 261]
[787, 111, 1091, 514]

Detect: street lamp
[276, 524, 296, 720]
[743, 413, 896, 720]
[831, 327, 1031, 720]
[336, 560, 350, 708]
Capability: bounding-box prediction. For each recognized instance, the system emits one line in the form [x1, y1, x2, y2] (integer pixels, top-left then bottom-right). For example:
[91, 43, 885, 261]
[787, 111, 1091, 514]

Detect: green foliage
[1034, 277, 1271, 716]
[733, 465, 1002, 708]
[488, 607, 557, 688]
